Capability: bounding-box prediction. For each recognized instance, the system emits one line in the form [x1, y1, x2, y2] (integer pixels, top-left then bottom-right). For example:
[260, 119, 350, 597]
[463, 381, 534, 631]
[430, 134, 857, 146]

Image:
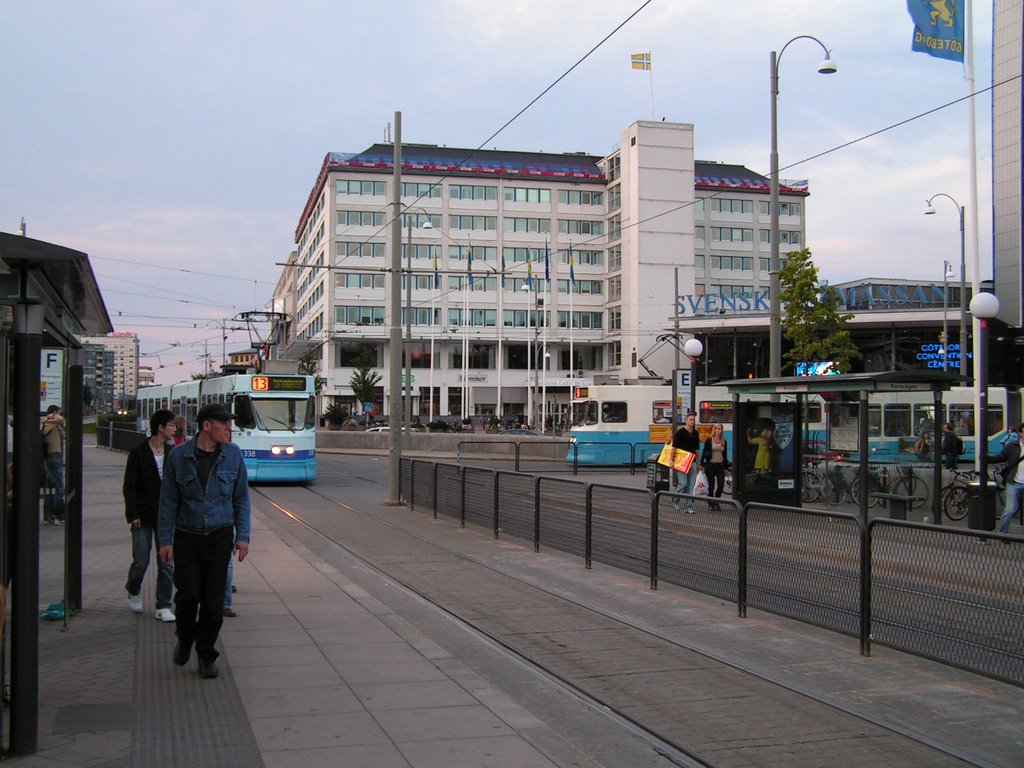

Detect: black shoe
[231, 585, 237, 593]
[198, 659, 219, 679]
[173, 640, 191, 666]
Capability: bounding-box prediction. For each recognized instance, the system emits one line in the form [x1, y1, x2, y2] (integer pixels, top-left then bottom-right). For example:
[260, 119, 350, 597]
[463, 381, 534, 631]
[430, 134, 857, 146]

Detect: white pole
[965, 0, 983, 470]
[525, 279, 532, 427]
[569, 251, 575, 391]
[429, 276, 435, 423]
[542, 281, 548, 434]
[496, 262, 504, 424]
[463, 275, 469, 422]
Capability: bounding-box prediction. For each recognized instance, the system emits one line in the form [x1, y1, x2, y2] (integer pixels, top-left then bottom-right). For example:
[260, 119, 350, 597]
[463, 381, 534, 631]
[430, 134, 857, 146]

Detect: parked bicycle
[941, 466, 1005, 522]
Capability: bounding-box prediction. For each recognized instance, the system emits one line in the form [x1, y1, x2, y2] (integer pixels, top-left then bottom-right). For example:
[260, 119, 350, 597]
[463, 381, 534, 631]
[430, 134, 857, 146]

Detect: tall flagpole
[966, 0, 983, 468]
[569, 246, 575, 395]
[525, 263, 533, 428]
[496, 256, 504, 424]
[429, 257, 436, 423]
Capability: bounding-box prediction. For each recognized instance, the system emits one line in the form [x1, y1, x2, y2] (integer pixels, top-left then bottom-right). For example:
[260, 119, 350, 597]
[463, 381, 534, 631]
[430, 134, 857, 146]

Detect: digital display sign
[251, 376, 306, 392]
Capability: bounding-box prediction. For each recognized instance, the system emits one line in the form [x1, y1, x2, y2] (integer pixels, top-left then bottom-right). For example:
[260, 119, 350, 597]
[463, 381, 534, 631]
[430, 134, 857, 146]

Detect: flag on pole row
[433, 250, 440, 289]
[907, 0, 964, 62]
[630, 51, 651, 70]
[467, 247, 474, 288]
[568, 242, 576, 289]
[544, 241, 551, 286]
[526, 253, 534, 291]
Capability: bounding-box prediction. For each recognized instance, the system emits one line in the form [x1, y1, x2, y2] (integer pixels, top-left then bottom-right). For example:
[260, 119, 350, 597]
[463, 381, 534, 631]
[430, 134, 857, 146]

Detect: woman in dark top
[700, 422, 730, 498]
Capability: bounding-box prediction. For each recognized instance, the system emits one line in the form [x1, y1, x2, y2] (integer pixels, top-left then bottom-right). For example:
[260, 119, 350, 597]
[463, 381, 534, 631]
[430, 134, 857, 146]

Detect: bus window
[572, 400, 598, 426]
[913, 404, 944, 437]
[601, 402, 627, 423]
[699, 401, 733, 424]
[652, 400, 672, 424]
[883, 404, 911, 437]
[868, 405, 881, 436]
[949, 404, 974, 436]
[233, 395, 257, 430]
[986, 405, 1004, 437]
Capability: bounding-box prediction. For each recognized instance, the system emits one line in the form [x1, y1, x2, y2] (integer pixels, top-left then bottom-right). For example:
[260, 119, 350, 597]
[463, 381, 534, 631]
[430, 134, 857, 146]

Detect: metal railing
[95, 423, 145, 452]
[399, 456, 1024, 687]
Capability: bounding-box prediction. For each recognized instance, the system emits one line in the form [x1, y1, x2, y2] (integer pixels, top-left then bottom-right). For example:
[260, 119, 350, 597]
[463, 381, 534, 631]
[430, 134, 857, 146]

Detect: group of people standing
[672, 412, 731, 511]
[120, 404, 250, 680]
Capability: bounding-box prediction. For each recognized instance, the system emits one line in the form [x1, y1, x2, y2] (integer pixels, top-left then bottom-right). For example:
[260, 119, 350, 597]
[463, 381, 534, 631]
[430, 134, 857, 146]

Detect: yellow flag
[630, 52, 651, 71]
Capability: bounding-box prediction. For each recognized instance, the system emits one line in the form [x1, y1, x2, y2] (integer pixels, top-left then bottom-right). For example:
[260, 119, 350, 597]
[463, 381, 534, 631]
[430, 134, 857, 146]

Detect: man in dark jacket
[940, 422, 961, 471]
[123, 409, 178, 621]
[672, 411, 701, 512]
[159, 403, 251, 680]
[987, 424, 1024, 534]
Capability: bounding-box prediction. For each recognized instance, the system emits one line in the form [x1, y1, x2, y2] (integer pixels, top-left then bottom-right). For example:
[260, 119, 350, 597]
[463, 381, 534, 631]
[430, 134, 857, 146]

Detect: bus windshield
[250, 396, 316, 431]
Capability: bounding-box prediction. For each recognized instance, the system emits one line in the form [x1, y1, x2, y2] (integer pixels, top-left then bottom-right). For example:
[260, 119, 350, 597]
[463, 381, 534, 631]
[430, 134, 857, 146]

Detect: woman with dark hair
[123, 409, 178, 622]
[701, 422, 731, 499]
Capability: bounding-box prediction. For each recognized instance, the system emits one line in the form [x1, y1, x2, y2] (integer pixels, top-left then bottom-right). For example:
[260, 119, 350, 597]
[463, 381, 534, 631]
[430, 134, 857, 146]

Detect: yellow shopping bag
[656, 443, 695, 473]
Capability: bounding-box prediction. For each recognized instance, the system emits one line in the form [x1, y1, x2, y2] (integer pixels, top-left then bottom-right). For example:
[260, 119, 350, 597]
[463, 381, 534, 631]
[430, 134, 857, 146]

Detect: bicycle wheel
[942, 484, 969, 521]
[801, 469, 821, 503]
[850, 475, 880, 508]
[893, 472, 929, 511]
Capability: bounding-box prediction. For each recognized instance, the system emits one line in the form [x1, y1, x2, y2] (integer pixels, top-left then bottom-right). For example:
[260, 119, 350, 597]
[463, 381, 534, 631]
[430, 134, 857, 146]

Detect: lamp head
[683, 338, 704, 359]
[970, 292, 1000, 319]
[924, 201, 936, 215]
[817, 54, 837, 75]
[422, 220, 433, 230]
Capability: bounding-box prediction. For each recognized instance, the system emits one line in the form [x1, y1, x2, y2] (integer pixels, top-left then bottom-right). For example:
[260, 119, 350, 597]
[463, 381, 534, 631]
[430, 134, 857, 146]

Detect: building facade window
[608, 185, 621, 212]
[559, 219, 604, 235]
[335, 342, 380, 367]
[504, 187, 551, 203]
[450, 184, 497, 200]
[335, 306, 385, 325]
[558, 190, 603, 206]
[608, 247, 621, 272]
[557, 279, 602, 295]
[609, 308, 622, 331]
[709, 255, 753, 271]
[450, 215, 496, 231]
[336, 241, 385, 259]
[401, 182, 441, 198]
[606, 154, 621, 182]
[557, 311, 603, 329]
[338, 210, 386, 226]
[401, 243, 442, 260]
[710, 198, 753, 214]
[336, 273, 385, 289]
[448, 245, 497, 262]
[758, 230, 802, 245]
[400, 212, 442, 228]
[503, 217, 551, 233]
[337, 180, 386, 196]
[608, 276, 622, 301]
[710, 227, 753, 243]
[759, 200, 802, 217]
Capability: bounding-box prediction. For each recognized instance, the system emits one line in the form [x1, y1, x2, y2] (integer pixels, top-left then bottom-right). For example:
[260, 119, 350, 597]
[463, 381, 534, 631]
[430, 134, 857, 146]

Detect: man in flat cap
[159, 403, 250, 679]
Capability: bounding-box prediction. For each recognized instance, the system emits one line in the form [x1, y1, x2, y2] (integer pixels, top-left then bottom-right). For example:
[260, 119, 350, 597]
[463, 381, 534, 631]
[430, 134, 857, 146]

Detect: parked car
[364, 426, 389, 433]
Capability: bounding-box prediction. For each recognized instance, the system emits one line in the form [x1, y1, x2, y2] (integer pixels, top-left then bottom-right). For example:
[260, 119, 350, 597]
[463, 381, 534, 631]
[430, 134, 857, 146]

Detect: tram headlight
[271, 446, 282, 455]
[285, 445, 295, 455]
[270, 445, 296, 456]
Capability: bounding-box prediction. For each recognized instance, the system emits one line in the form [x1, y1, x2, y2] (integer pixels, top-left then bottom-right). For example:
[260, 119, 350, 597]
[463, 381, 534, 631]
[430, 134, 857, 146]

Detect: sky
[0, 1, 998, 384]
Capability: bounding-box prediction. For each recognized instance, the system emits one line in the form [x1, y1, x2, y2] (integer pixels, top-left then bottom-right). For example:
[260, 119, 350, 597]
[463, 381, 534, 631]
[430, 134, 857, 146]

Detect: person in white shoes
[124, 409, 178, 622]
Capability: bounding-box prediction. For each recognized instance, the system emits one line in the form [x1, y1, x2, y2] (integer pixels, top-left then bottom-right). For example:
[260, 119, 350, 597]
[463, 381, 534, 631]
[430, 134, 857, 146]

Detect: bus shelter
[0, 232, 112, 755]
[719, 370, 959, 521]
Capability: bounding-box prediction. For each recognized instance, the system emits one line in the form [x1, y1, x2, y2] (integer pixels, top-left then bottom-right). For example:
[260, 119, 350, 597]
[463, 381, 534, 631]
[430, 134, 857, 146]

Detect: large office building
[276, 120, 810, 424]
[80, 331, 139, 410]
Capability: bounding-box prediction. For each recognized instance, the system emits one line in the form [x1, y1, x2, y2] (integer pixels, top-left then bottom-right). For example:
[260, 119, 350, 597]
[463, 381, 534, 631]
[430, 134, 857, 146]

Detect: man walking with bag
[158, 404, 250, 680]
[672, 411, 701, 513]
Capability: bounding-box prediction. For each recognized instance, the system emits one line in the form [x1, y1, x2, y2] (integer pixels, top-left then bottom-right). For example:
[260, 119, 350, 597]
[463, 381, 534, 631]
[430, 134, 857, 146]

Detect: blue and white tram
[567, 383, 1020, 466]
[136, 374, 317, 483]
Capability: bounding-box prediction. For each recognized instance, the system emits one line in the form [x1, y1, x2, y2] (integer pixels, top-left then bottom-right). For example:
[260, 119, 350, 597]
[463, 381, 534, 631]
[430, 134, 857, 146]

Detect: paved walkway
[4, 445, 1023, 767]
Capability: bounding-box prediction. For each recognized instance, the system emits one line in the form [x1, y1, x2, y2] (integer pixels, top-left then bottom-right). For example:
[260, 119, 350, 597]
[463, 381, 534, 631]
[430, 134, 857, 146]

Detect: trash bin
[966, 481, 997, 530]
[647, 457, 671, 493]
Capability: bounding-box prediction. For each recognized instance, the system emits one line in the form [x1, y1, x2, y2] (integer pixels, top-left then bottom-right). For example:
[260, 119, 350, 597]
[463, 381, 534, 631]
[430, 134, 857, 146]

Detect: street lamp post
[683, 338, 703, 415]
[925, 195, 967, 379]
[942, 260, 954, 370]
[404, 214, 433, 432]
[970, 292, 1000, 529]
[769, 36, 837, 379]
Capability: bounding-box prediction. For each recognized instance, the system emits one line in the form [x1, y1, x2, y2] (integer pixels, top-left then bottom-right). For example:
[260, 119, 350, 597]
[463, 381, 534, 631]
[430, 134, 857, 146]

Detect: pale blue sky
[0, 1, 996, 382]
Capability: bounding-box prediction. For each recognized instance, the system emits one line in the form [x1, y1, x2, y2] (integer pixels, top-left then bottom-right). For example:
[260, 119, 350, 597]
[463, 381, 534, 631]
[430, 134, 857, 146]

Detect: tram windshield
[571, 400, 599, 426]
[237, 395, 316, 431]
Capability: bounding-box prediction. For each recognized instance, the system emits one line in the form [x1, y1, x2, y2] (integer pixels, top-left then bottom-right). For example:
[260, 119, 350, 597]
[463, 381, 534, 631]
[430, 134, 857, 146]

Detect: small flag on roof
[631, 52, 651, 71]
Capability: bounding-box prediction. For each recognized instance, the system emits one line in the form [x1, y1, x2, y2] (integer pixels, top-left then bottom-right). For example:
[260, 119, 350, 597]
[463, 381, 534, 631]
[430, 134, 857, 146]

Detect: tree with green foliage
[297, 346, 326, 395]
[777, 248, 860, 374]
[348, 349, 382, 423]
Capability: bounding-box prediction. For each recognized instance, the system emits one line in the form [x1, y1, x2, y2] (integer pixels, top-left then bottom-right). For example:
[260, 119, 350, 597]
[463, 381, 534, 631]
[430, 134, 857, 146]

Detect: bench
[869, 492, 926, 520]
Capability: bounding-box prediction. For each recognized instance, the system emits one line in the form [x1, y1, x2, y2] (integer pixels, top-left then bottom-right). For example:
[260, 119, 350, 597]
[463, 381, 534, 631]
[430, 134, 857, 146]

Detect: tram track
[251, 483, 987, 768]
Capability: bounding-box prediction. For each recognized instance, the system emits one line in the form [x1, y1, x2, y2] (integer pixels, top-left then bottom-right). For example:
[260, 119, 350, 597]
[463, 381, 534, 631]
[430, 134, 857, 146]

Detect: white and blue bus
[567, 383, 1020, 466]
[136, 374, 317, 483]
